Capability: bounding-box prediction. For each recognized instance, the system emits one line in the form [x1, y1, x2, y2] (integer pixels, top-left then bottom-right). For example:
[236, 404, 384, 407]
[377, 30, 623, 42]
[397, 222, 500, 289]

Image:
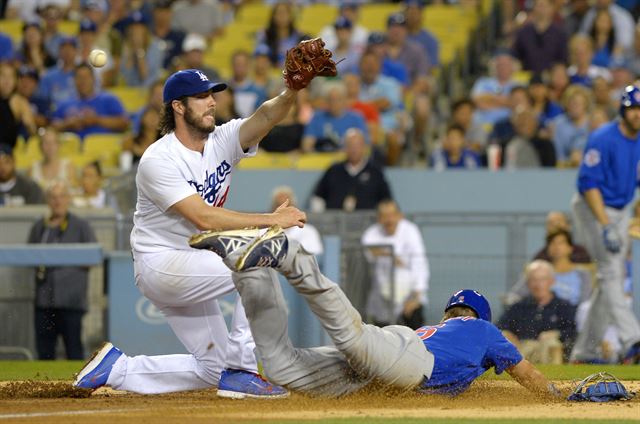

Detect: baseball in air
[89, 49, 107, 68]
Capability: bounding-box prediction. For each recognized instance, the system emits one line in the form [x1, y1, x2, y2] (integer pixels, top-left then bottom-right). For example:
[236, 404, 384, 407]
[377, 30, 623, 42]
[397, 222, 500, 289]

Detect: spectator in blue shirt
[404, 0, 439, 69]
[37, 36, 78, 116]
[430, 124, 481, 171]
[16, 66, 49, 136]
[551, 84, 592, 167]
[302, 81, 369, 153]
[365, 33, 410, 87]
[228, 50, 267, 119]
[151, 0, 186, 70]
[40, 3, 67, 60]
[51, 63, 129, 139]
[471, 50, 518, 127]
[528, 74, 563, 131]
[0, 32, 14, 62]
[119, 11, 164, 87]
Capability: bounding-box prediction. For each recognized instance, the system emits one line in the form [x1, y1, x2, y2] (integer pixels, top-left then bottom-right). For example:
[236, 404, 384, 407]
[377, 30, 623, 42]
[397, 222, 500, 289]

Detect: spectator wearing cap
[366, 32, 409, 87]
[0, 32, 14, 62]
[51, 63, 128, 139]
[252, 44, 280, 98]
[80, 0, 123, 87]
[319, 1, 369, 54]
[228, 50, 267, 119]
[385, 12, 430, 86]
[15, 21, 56, 75]
[302, 80, 369, 153]
[331, 16, 364, 74]
[37, 36, 78, 113]
[16, 66, 49, 133]
[0, 143, 44, 206]
[404, 0, 439, 70]
[511, 0, 568, 74]
[171, 0, 225, 40]
[119, 11, 164, 87]
[0, 63, 37, 149]
[152, 0, 186, 69]
[40, 3, 68, 60]
[471, 50, 518, 127]
[179, 33, 221, 82]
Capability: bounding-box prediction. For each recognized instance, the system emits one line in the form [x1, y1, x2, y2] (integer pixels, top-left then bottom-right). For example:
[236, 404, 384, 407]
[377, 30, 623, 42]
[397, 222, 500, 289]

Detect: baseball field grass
[0, 361, 638, 423]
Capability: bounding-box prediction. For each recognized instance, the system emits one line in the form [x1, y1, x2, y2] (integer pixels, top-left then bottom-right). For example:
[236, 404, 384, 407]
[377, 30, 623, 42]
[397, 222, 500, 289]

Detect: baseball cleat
[189, 228, 261, 258]
[73, 342, 123, 389]
[235, 225, 288, 271]
[217, 369, 289, 399]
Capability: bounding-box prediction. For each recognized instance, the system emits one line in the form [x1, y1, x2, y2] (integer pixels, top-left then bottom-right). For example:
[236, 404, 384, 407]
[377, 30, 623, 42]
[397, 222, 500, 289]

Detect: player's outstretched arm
[238, 88, 297, 151]
[506, 359, 562, 399]
[171, 194, 306, 231]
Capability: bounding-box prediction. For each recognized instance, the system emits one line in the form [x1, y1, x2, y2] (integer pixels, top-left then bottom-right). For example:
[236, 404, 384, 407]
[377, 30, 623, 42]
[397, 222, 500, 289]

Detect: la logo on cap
[195, 70, 208, 81]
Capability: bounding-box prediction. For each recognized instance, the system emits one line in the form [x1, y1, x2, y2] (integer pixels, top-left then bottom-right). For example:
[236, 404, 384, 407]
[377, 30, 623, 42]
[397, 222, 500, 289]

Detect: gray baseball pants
[570, 194, 640, 361]
[226, 239, 434, 397]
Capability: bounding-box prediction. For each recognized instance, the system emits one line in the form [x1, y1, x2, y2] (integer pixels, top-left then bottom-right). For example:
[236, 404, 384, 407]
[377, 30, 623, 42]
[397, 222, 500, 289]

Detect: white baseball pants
[570, 194, 640, 361]
[106, 249, 257, 394]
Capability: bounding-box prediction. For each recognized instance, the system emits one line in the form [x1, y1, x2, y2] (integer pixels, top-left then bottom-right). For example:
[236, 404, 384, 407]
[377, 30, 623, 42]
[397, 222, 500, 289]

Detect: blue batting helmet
[619, 85, 640, 116]
[444, 289, 492, 322]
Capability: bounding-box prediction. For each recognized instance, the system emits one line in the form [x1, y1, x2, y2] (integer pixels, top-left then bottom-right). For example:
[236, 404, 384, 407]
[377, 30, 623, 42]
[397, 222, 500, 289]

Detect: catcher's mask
[444, 289, 492, 322]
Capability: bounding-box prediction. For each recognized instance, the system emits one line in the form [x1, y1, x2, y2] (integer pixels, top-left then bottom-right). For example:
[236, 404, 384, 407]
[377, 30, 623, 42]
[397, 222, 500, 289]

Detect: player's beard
[184, 104, 216, 136]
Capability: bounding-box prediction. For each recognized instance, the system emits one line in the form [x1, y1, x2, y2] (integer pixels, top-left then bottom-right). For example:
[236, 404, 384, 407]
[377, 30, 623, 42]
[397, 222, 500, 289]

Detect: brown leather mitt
[283, 37, 337, 91]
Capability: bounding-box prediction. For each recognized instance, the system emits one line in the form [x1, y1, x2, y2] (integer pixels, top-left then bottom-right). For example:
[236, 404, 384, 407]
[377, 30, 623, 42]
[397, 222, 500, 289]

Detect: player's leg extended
[231, 265, 368, 397]
[233, 227, 434, 391]
[601, 208, 640, 352]
[104, 250, 257, 394]
[570, 196, 640, 360]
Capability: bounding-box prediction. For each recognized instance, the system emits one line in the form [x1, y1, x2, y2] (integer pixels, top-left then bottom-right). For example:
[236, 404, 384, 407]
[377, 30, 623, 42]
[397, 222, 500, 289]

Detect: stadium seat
[83, 133, 124, 168]
[58, 20, 80, 36]
[59, 132, 81, 157]
[237, 152, 294, 169]
[0, 19, 23, 43]
[66, 153, 92, 168]
[236, 3, 270, 27]
[107, 86, 147, 114]
[298, 3, 337, 36]
[295, 152, 345, 170]
[359, 3, 402, 32]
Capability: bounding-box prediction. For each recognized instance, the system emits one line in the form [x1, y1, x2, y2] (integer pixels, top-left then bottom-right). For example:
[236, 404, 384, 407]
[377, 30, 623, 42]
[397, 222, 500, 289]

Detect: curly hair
[158, 100, 186, 136]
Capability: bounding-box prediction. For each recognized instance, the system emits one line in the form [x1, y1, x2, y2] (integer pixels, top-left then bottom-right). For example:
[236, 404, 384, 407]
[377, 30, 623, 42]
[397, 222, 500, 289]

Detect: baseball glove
[283, 38, 337, 91]
[567, 372, 635, 402]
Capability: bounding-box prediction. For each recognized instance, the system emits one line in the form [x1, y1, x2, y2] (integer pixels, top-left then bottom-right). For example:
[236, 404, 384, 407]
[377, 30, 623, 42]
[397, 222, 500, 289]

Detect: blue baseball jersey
[577, 121, 640, 209]
[417, 317, 522, 395]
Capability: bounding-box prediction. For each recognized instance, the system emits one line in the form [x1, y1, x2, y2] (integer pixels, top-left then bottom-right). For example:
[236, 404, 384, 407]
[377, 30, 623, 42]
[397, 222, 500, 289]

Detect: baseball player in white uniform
[73, 68, 306, 398]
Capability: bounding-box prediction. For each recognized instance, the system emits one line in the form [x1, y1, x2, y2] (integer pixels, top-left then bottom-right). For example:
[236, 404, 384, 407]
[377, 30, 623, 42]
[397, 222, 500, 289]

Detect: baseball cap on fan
[163, 69, 227, 103]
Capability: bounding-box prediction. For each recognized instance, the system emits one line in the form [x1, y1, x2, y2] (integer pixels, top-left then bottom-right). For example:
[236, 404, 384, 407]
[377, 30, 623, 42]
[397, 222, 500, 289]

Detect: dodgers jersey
[577, 121, 640, 209]
[131, 119, 256, 253]
[417, 317, 522, 395]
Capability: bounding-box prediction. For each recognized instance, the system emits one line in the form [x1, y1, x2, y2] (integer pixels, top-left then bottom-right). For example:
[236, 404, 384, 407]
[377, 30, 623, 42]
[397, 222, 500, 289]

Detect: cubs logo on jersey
[583, 149, 600, 167]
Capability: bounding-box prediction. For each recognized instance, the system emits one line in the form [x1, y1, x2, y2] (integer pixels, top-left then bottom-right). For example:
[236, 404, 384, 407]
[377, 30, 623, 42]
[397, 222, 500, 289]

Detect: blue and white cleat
[73, 342, 123, 389]
[217, 369, 289, 399]
[189, 228, 261, 258]
[236, 225, 288, 271]
[622, 342, 640, 365]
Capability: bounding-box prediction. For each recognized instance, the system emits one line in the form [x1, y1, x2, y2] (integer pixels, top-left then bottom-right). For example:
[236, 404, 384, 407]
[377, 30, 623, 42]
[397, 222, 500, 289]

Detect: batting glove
[602, 224, 622, 254]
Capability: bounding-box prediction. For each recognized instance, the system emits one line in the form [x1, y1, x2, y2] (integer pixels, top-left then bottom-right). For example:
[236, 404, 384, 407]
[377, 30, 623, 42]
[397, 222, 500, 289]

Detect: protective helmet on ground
[619, 85, 640, 117]
[445, 289, 492, 322]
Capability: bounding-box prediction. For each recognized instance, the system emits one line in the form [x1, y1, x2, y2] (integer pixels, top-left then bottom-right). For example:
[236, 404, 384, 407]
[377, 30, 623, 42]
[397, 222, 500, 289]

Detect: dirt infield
[0, 380, 638, 423]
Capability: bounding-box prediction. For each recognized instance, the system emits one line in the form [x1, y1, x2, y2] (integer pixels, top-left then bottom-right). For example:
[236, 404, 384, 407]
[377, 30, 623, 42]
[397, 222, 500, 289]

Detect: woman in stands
[15, 22, 55, 75]
[29, 127, 78, 189]
[256, 2, 309, 66]
[0, 63, 36, 148]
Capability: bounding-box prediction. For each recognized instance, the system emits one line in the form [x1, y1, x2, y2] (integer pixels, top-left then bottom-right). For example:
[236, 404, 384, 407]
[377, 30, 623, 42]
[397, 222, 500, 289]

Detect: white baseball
[89, 49, 107, 68]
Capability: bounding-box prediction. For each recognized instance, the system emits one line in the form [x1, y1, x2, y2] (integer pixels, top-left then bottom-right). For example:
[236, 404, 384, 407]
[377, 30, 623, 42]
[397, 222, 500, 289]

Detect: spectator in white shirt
[361, 199, 429, 330]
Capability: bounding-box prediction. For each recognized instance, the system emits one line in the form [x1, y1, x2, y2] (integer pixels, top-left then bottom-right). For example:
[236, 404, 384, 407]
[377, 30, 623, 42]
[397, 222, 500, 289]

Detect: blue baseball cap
[387, 12, 407, 27]
[334, 16, 353, 30]
[79, 19, 97, 33]
[163, 69, 227, 103]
